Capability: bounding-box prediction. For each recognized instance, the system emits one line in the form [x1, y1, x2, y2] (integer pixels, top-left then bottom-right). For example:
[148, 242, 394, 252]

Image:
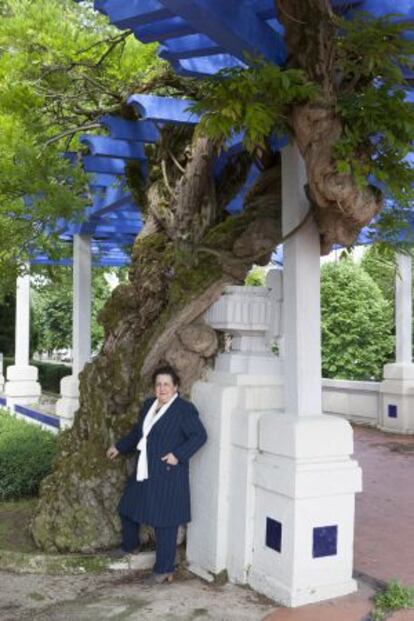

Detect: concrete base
[55, 375, 80, 428]
[4, 365, 41, 406]
[250, 413, 362, 607]
[187, 363, 284, 588]
[379, 363, 414, 434]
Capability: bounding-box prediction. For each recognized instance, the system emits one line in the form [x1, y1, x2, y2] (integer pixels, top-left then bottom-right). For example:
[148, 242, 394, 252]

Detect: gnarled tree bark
[276, 0, 382, 254]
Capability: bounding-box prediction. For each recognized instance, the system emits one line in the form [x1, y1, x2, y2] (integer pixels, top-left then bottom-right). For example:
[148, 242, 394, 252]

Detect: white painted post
[5, 269, 41, 406]
[380, 252, 414, 432]
[56, 235, 92, 427]
[249, 144, 362, 606]
[395, 253, 412, 364]
[72, 234, 92, 377]
[282, 144, 322, 417]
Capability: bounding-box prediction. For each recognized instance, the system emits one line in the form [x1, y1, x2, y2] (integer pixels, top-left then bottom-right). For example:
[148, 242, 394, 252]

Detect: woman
[106, 365, 207, 584]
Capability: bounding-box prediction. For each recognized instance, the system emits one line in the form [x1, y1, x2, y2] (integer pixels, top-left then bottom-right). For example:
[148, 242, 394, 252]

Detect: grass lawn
[0, 498, 39, 552]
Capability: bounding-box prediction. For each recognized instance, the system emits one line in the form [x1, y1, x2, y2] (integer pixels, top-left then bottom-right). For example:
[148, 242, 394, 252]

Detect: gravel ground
[0, 567, 276, 621]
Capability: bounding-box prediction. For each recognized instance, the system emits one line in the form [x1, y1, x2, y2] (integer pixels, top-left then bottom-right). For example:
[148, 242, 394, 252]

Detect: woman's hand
[161, 452, 179, 466]
[106, 446, 120, 460]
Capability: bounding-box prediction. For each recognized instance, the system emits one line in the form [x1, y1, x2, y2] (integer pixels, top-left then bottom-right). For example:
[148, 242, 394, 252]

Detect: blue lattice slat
[100, 117, 160, 143]
[80, 136, 147, 161]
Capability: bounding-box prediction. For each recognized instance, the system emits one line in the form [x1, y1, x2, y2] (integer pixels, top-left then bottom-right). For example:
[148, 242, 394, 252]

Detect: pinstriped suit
[116, 396, 207, 527]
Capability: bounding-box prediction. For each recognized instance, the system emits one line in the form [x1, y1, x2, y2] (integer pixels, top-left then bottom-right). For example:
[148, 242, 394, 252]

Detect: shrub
[321, 259, 394, 380]
[0, 410, 57, 500]
[3, 358, 71, 394]
[33, 361, 72, 394]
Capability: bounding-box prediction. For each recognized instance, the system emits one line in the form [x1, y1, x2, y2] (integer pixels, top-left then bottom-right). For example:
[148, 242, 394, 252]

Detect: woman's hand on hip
[161, 452, 178, 466]
[106, 446, 120, 460]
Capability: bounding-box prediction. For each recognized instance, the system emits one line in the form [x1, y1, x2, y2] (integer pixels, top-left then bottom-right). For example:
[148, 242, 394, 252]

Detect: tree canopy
[0, 0, 163, 278]
[31, 267, 125, 353]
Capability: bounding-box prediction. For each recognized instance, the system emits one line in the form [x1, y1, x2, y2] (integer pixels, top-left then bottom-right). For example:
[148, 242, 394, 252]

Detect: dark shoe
[142, 572, 174, 585]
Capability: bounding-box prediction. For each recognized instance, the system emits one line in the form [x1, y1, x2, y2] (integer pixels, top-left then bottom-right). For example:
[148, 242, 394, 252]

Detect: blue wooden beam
[127, 94, 199, 124]
[97, 0, 171, 28]
[159, 33, 224, 59]
[83, 156, 126, 175]
[159, 0, 286, 65]
[100, 116, 160, 142]
[131, 16, 194, 43]
[88, 173, 121, 189]
[166, 52, 245, 76]
[80, 135, 147, 161]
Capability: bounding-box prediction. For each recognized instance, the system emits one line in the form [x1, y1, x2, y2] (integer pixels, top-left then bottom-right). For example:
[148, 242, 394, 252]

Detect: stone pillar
[380, 253, 414, 432]
[248, 144, 362, 606]
[5, 270, 41, 406]
[56, 235, 92, 428]
[187, 276, 284, 584]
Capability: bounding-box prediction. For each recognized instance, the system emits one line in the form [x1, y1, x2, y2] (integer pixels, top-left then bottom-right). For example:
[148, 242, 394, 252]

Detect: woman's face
[154, 373, 178, 404]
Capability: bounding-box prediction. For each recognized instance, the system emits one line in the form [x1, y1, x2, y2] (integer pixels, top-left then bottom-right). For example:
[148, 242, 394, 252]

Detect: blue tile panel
[313, 525, 338, 558]
[388, 404, 398, 418]
[0, 396, 7, 406]
[266, 517, 282, 553]
[14, 405, 60, 430]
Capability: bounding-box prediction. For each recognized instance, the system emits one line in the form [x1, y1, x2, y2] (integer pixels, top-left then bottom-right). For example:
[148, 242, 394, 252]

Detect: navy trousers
[121, 515, 178, 574]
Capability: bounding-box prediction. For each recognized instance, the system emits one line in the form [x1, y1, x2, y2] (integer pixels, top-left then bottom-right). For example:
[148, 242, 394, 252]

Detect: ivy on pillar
[5, 269, 41, 407]
[56, 235, 92, 428]
[248, 144, 362, 606]
[380, 253, 414, 433]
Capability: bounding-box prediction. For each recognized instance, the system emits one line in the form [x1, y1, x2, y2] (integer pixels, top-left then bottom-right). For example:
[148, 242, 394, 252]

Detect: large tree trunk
[32, 136, 282, 552]
[276, 0, 382, 254]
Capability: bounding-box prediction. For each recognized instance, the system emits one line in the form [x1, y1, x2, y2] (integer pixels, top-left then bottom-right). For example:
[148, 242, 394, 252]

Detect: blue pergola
[47, 0, 413, 266]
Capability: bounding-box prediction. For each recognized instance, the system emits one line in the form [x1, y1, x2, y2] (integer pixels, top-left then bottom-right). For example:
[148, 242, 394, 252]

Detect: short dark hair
[152, 365, 180, 388]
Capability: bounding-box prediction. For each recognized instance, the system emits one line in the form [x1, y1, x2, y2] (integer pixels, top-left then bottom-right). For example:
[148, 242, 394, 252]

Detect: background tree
[321, 259, 394, 380]
[31, 267, 123, 354]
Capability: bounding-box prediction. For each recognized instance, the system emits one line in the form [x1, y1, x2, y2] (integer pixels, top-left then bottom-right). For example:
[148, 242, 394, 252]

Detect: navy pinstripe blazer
[115, 396, 207, 527]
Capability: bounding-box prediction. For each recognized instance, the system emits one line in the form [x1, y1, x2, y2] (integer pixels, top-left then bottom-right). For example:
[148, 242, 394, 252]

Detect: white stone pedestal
[55, 375, 80, 429]
[5, 271, 40, 406]
[5, 364, 41, 407]
[380, 363, 414, 433]
[249, 413, 361, 607]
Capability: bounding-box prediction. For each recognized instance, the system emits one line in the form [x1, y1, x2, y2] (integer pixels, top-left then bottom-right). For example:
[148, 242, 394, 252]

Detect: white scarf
[136, 393, 178, 482]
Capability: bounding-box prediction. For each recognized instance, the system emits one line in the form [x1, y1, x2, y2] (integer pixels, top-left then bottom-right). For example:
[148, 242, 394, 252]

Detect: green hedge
[0, 410, 57, 500]
[4, 357, 72, 394]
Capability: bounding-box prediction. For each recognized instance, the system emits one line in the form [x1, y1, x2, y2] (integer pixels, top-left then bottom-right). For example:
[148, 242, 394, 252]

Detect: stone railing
[322, 378, 380, 426]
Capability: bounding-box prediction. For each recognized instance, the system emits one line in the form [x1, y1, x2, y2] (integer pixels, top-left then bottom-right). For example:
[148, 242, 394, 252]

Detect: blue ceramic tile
[266, 517, 282, 552]
[388, 404, 398, 418]
[313, 525, 337, 558]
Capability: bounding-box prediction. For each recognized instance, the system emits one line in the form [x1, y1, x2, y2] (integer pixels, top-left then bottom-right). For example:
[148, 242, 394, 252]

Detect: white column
[249, 144, 361, 606]
[395, 253, 412, 364]
[5, 269, 41, 406]
[282, 144, 322, 417]
[380, 252, 414, 432]
[72, 234, 92, 377]
[56, 235, 92, 427]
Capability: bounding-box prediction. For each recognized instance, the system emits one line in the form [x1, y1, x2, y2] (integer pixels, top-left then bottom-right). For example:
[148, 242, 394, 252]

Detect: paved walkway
[0, 425, 413, 621]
